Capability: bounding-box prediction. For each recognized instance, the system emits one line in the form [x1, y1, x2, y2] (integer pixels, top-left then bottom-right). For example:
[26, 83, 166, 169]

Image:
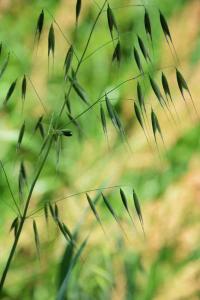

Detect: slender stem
[59, 0, 107, 117]
[0, 138, 53, 291]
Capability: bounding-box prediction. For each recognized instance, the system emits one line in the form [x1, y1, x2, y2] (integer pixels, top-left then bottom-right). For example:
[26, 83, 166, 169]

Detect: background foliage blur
[0, 0, 200, 299]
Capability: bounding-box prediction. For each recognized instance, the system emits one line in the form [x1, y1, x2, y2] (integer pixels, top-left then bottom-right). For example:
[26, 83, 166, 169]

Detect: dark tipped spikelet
[159, 10, 172, 43]
[149, 76, 165, 106]
[0, 52, 10, 80]
[48, 23, 55, 59]
[137, 35, 151, 62]
[64, 46, 73, 80]
[134, 102, 144, 129]
[112, 41, 121, 63]
[144, 8, 152, 43]
[76, 0, 82, 25]
[69, 76, 89, 105]
[35, 10, 44, 44]
[17, 122, 25, 150]
[3, 79, 17, 105]
[132, 189, 144, 234]
[100, 104, 107, 137]
[21, 75, 27, 100]
[107, 4, 118, 40]
[60, 129, 73, 137]
[161, 72, 172, 101]
[33, 220, 40, 259]
[133, 47, 143, 73]
[151, 109, 163, 143]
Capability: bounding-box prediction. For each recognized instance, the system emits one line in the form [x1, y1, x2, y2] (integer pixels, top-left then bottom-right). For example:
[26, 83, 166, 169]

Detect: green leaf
[57, 237, 88, 300]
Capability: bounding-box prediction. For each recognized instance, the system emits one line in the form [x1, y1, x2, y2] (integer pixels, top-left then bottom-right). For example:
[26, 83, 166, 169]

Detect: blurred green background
[0, 0, 200, 299]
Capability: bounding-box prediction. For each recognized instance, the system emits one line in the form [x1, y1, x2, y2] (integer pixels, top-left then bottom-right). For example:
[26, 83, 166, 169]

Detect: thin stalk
[0, 137, 53, 291]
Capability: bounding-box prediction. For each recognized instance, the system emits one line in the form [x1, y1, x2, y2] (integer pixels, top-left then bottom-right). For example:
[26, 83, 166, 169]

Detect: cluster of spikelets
[0, 1, 198, 298]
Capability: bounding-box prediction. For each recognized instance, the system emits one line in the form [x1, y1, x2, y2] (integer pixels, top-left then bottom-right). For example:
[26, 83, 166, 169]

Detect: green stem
[0, 137, 53, 292]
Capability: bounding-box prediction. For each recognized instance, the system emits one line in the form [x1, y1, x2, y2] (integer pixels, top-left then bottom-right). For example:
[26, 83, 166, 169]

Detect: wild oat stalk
[0, 1, 195, 296]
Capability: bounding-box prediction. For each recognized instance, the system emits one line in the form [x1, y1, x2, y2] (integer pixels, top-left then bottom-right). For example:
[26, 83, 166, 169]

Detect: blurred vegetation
[0, 0, 199, 299]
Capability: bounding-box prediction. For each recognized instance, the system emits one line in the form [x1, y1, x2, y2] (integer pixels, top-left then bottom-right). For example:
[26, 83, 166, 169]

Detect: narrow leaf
[57, 237, 88, 300]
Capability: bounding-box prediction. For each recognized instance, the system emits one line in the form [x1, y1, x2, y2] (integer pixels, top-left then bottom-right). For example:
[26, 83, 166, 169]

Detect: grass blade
[57, 237, 88, 300]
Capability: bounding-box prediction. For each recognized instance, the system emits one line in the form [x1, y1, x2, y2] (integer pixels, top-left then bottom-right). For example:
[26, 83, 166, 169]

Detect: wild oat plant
[0, 1, 197, 299]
